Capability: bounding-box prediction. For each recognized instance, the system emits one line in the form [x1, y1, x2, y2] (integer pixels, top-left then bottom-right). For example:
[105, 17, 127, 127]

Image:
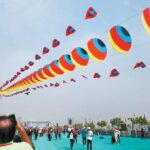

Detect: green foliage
[85, 122, 95, 129]
[126, 123, 132, 129]
[97, 120, 107, 128]
[111, 117, 122, 129]
[132, 116, 148, 125]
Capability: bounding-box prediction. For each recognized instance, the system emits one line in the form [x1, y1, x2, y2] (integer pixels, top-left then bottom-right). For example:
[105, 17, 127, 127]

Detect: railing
[94, 130, 150, 138]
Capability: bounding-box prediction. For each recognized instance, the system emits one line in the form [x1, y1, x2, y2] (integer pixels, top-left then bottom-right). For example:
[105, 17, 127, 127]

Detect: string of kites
[3, 62, 146, 98]
[0, 6, 149, 97]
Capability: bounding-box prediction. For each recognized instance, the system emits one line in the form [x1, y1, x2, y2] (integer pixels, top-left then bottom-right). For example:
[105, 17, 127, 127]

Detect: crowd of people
[67, 127, 93, 150]
[24, 126, 94, 150]
[0, 114, 124, 150]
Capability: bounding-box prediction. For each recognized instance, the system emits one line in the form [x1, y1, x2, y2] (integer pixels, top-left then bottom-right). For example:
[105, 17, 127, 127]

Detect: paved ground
[33, 134, 150, 150]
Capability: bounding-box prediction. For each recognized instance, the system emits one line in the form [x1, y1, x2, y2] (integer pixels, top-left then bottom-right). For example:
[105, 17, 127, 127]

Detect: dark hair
[0, 115, 16, 144]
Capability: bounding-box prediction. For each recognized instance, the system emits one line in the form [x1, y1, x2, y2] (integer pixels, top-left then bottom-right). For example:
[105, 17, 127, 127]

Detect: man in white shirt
[69, 129, 74, 150]
[0, 115, 34, 150]
[87, 127, 93, 150]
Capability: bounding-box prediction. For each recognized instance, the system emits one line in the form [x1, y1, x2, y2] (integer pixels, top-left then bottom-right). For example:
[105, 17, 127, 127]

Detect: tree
[85, 122, 95, 129]
[111, 117, 122, 129]
[97, 120, 107, 128]
[132, 116, 148, 126]
[126, 123, 132, 130]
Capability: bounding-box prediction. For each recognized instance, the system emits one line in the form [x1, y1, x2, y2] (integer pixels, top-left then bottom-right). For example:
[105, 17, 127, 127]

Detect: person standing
[47, 129, 52, 141]
[114, 129, 118, 143]
[81, 128, 87, 145]
[87, 127, 93, 150]
[69, 129, 74, 150]
[141, 128, 144, 139]
[34, 129, 38, 140]
[73, 129, 78, 143]
[0, 115, 34, 150]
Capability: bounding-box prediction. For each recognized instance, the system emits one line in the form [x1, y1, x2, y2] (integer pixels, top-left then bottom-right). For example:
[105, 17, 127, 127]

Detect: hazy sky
[0, 0, 150, 125]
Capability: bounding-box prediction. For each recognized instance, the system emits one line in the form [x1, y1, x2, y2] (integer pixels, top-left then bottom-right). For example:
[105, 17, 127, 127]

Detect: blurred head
[0, 115, 16, 144]
[87, 127, 91, 130]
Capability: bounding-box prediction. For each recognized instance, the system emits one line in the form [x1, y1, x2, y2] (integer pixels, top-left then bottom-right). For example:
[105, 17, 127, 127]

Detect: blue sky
[0, 0, 150, 124]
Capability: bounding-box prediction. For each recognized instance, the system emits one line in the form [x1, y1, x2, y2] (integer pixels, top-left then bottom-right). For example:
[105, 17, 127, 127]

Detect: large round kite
[42, 64, 55, 78]
[32, 71, 42, 83]
[36, 68, 48, 81]
[59, 54, 75, 72]
[142, 7, 150, 34]
[71, 47, 89, 67]
[109, 25, 132, 53]
[50, 60, 64, 76]
[87, 38, 107, 61]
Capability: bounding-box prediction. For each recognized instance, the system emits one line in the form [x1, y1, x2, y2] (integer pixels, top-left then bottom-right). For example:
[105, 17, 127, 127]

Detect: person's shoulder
[14, 142, 33, 150]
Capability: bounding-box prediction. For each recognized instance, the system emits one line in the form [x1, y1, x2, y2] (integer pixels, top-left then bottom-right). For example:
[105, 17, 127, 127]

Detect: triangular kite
[35, 54, 41, 60]
[134, 62, 146, 69]
[28, 61, 34, 66]
[66, 25, 76, 36]
[70, 78, 76, 82]
[42, 47, 50, 54]
[110, 69, 120, 77]
[55, 83, 60, 87]
[93, 73, 101, 78]
[85, 7, 97, 19]
[52, 39, 60, 48]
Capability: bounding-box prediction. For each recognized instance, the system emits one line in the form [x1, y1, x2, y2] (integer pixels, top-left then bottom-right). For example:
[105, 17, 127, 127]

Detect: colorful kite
[24, 92, 30, 95]
[63, 80, 67, 83]
[85, 7, 97, 19]
[17, 72, 21, 76]
[59, 54, 75, 72]
[28, 61, 34, 66]
[42, 64, 55, 79]
[55, 83, 60, 87]
[66, 25, 76, 36]
[110, 69, 120, 77]
[142, 7, 150, 34]
[24, 66, 29, 70]
[44, 84, 48, 88]
[93, 73, 101, 78]
[50, 60, 64, 76]
[52, 39, 60, 48]
[71, 47, 89, 67]
[36, 68, 48, 81]
[134, 62, 146, 69]
[87, 38, 107, 62]
[20, 67, 25, 72]
[35, 54, 41, 60]
[109, 25, 132, 53]
[70, 78, 76, 82]
[42, 47, 50, 54]
[50, 83, 54, 87]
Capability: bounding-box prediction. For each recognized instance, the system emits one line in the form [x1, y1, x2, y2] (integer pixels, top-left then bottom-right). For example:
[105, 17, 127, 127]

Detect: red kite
[85, 7, 97, 19]
[66, 25, 76, 36]
[52, 39, 60, 48]
[35, 54, 41, 60]
[42, 47, 50, 54]
[110, 69, 120, 77]
[134, 62, 146, 69]
[93, 73, 101, 78]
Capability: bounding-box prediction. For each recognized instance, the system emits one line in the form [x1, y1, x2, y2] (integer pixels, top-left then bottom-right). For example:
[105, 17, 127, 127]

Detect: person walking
[73, 129, 78, 143]
[68, 129, 74, 150]
[47, 129, 52, 141]
[81, 128, 87, 145]
[87, 127, 93, 150]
